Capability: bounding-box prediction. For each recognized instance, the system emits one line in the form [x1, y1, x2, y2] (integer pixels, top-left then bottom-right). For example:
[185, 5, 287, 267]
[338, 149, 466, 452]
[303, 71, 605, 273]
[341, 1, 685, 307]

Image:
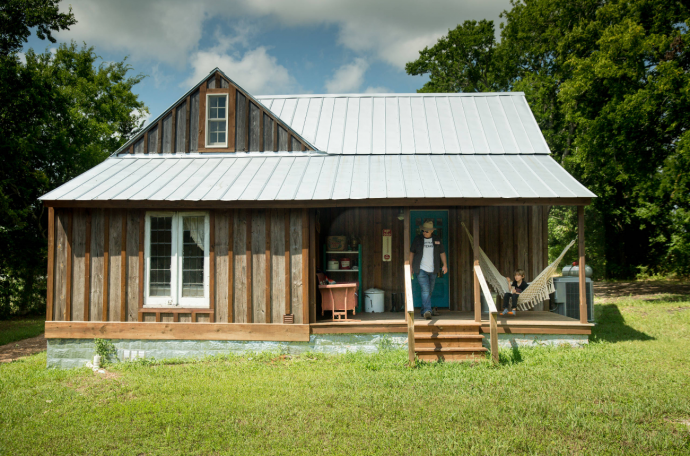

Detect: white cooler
[364, 288, 385, 313]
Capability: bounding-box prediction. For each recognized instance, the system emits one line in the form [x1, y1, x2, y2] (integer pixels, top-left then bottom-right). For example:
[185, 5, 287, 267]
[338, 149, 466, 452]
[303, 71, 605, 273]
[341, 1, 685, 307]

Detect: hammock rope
[461, 223, 576, 311]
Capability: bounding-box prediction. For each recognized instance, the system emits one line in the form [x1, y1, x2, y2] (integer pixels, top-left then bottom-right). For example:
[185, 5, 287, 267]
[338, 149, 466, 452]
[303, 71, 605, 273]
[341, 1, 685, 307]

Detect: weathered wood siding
[133, 138, 144, 154]
[235, 92, 247, 152]
[161, 114, 172, 153]
[47, 204, 549, 323]
[147, 126, 158, 154]
[278, 126, 288, 151]
[189, 91, 199, 153]
[263, 114, 274, 152]
[248, 102, 261, 152]
[175, 101, 186, 153]
[318, 206, 550, 312]
[119, 70, 311, 155]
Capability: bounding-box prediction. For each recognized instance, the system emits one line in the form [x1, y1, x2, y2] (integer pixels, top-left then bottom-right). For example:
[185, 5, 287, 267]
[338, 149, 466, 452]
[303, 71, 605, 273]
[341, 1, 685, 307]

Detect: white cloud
[325, 58, 368, 93]
[184, 47, 298, 95]
[60, 0, 206, 67]
[364, 86, 392, 94]
[58, 0, 510, 70]
[17, 52, 26, 64]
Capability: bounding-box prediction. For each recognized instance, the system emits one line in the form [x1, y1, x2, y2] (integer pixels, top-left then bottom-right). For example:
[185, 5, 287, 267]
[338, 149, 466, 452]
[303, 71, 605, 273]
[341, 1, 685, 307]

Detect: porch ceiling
[40, 153, 596, 204]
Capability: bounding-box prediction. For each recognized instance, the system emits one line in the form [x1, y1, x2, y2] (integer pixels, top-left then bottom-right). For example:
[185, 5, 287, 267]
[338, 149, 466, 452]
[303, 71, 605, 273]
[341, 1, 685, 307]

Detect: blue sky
[22, 0, 510, 123]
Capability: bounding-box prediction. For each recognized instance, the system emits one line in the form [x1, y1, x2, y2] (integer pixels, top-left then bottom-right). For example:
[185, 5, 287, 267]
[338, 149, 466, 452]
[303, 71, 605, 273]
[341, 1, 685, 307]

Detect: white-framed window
[144, 211, 210, 308]
[206, 94, 228, 147]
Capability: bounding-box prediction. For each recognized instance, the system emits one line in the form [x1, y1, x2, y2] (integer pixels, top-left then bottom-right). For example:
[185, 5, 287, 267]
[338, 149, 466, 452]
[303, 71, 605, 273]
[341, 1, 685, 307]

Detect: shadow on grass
[498, 345, 524, 366]
[591, 304, 655, 343]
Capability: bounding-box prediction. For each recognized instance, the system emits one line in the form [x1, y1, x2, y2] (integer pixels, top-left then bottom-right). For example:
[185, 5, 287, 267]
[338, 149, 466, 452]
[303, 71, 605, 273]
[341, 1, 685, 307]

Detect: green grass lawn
[0, 316, 45, 347]
[1, 297, 689, 455]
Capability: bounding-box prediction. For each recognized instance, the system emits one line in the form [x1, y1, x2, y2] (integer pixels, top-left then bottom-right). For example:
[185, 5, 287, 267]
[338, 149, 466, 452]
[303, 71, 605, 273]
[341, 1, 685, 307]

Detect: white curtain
[183, 216, 205, 251]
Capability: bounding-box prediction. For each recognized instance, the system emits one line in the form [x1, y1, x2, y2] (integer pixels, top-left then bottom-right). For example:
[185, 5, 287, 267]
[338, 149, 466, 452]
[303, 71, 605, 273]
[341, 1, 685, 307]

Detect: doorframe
[409, 208, 451, 309]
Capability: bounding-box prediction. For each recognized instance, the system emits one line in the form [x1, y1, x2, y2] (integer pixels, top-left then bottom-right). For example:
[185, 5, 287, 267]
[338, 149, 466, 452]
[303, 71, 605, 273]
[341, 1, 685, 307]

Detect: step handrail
[404, 264, 415, 367]
[474, 264, 499, 363]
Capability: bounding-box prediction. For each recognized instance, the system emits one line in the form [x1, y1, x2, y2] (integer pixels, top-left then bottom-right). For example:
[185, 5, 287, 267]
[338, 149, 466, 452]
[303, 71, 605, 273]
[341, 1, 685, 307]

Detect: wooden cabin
[40, 68, 595, 368]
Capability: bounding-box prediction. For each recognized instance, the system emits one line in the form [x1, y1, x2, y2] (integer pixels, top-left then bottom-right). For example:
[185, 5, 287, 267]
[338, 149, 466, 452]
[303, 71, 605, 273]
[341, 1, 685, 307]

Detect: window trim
[144, 211, 210, 308]
[205, 94, 228, 148]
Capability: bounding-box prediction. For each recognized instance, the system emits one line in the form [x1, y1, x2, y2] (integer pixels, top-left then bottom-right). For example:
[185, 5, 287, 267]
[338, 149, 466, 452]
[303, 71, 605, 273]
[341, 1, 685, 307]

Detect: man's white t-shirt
[420, 237, 435, 273]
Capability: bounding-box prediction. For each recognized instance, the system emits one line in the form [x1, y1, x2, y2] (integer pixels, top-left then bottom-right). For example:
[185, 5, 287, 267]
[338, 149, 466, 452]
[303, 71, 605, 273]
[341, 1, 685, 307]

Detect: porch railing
[474, 265, 499, 364]
[404, 264, 415, 367]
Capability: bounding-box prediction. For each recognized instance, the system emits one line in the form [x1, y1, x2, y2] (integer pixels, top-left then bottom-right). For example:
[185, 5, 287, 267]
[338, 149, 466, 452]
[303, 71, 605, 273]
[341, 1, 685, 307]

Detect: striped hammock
[461, 223, 575, 311]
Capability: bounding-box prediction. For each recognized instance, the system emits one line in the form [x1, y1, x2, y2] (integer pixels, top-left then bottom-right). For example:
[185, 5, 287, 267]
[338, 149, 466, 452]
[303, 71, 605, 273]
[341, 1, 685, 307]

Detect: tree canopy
[0, 1, 147, 317]
[407, 0, 690, 279]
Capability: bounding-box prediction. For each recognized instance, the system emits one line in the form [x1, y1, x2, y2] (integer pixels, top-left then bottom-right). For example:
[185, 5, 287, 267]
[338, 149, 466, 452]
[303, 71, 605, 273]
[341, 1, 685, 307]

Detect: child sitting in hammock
[502, 269, 528, 316]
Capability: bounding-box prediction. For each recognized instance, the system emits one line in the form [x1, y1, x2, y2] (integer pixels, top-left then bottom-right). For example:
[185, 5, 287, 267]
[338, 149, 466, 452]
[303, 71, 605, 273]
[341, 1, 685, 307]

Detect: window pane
[149, 216, 172, 297]
[209, 120, 226, 145]
[181, 216, 205, 297]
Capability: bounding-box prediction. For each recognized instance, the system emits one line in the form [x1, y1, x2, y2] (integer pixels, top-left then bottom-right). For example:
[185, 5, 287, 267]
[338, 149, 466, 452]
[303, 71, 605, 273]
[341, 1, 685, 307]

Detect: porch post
[578, 206, 587, 323]
[404, 207, 411, 325]
[473, 207, 480, 322]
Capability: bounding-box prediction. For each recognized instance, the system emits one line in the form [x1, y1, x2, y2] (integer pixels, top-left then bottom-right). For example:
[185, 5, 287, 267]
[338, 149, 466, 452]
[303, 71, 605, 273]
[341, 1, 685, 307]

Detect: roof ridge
[256, 92, 526, 99]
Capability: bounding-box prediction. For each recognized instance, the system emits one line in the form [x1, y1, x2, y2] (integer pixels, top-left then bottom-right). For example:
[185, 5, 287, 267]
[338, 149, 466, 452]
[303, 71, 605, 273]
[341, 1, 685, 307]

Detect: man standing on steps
[409, 220, 448, 320]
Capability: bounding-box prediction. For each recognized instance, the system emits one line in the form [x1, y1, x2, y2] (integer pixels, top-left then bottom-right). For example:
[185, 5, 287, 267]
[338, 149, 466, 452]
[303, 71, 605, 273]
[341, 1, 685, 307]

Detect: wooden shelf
[326, 250, 359, 254]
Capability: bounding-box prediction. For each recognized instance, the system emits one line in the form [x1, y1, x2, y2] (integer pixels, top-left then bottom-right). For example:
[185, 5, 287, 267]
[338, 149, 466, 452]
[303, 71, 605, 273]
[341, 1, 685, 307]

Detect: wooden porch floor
[311, 310, 593, 335]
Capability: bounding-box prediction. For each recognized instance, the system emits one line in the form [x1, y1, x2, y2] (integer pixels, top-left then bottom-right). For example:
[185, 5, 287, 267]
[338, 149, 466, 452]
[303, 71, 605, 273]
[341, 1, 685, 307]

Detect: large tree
[407, 0, 690, 279]
[0, 1, 147, 317]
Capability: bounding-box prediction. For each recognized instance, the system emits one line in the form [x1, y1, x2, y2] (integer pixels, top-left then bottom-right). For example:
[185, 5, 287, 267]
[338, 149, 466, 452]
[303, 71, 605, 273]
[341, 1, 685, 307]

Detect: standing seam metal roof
[39, 153, 596, 202]
[256, 93, 550, 155]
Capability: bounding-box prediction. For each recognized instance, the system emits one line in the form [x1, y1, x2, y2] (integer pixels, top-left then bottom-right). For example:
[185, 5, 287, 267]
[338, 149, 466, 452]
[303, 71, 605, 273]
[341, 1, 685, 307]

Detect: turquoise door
[410, 210, 450, 309]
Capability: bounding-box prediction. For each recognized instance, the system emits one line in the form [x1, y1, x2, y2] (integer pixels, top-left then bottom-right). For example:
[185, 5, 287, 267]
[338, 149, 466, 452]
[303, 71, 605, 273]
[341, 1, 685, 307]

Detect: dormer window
[206, 94, 227, 147]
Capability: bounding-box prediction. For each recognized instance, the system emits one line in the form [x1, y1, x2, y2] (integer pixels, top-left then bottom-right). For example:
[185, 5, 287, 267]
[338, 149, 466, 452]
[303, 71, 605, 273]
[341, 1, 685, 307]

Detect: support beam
[578, 206, 587, 324]
[403, 207, 411, 324]
[490, 311, 499, 364]
[473, 208, 480, 322]
[47, 207, 55, 321]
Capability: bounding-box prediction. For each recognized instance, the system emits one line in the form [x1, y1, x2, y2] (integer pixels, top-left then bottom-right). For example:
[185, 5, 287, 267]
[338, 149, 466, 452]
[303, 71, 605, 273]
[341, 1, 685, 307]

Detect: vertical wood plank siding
[48, 206, 550, 322]
[235, 92, 247, 151]
[189, 91, 199, 153]
[317, 206, 549, 313]
[162, 114, 172, 154]
[54, 211, 69, 321]
[90, 209, 104, 321]
[102, 210, 109, 321]
[147, 126, 158, 154]
[227, 209, 234, 322]
[278, 126, 288, 151]
[138, 211, 144, 321]
[198, 83, 207, 151]
[248, 102, 261, 152]
[175, 101, 186, 153]
[65, 211, 73, 321]
[47, 207, 55, 321]
[84, 210, 91, 320]
[263, 114, 274, 152]
[72, 210, 86, 321]
[209, 211, 215, 322]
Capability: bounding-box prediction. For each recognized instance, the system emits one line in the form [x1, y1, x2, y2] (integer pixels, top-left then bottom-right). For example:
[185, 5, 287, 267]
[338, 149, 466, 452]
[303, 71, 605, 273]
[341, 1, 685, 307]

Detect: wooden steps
[414, 323, 488, 362]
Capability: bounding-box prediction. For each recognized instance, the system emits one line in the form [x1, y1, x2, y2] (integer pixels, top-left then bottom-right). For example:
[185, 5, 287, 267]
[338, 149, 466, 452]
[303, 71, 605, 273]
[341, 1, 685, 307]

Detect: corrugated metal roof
[40, 153, 595, 202]
[256, 93, 550, 155]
